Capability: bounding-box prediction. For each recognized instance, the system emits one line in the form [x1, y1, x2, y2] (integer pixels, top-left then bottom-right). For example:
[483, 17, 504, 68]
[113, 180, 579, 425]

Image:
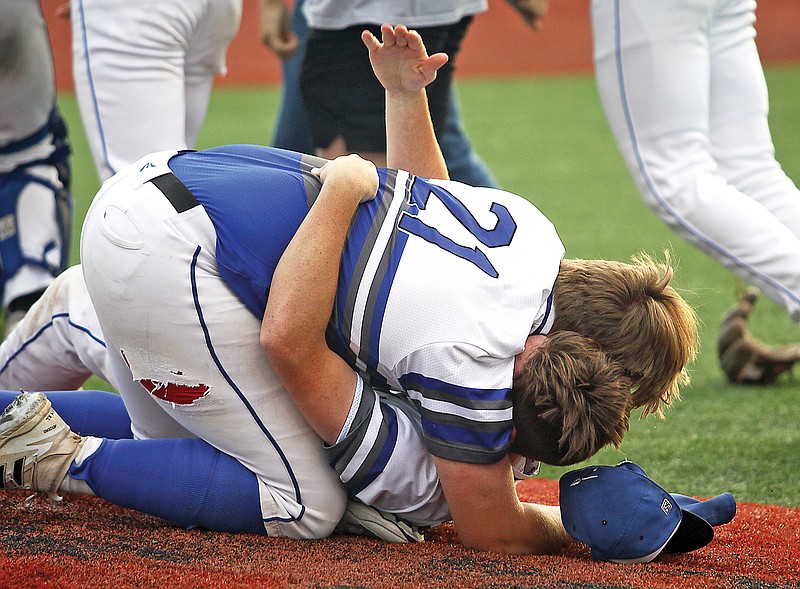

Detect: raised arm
[362, 24, 450, 179]
[261, 155, 378, 443]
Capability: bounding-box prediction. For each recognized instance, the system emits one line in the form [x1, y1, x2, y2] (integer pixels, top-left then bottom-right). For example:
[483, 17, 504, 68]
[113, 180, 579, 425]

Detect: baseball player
[0, 262, 629, 542]
[0, 25, 696, 551]
[591, 0, 800, 383]
[0, 0, 73, 336]
[70, 0, 242, 181]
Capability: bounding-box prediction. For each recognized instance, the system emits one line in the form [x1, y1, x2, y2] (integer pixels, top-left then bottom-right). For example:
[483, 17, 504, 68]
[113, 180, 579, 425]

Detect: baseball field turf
[58, 66, 799, 509]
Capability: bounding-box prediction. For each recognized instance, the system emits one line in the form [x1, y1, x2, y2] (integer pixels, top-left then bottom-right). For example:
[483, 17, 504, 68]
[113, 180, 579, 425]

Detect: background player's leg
[708, 0, 800, 236]
[591, 0, 800, 319]
[183, 0, 241, 149]
[71, 0, 195, 180]
[0, 266, 110, 390]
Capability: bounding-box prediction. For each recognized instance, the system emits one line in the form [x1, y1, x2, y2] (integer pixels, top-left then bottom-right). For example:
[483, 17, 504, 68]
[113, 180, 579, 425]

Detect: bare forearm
[434, 456, 574, 555]
[518, 503, 573, 554]
[385, 89, 448, 179]
[460, 503, 572, 555]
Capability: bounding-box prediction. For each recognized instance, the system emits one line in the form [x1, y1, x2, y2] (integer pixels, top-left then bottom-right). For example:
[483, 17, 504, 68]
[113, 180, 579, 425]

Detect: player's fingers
[380, 23, 396, 47]
[361, 29, 381, 51]
[406, 29, 425, 53]
[421, 53, 449, 79]
[394, 25, 410, 47]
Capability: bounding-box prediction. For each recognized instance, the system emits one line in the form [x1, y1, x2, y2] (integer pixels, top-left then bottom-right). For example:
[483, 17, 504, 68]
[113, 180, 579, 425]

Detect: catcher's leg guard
[0, 110, 73, 316]
[0, 165, 73, 311]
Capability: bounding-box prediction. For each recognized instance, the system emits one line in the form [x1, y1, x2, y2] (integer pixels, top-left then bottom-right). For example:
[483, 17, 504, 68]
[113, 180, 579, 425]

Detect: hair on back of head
[511, 330, 633, 466]
[551, 252, 699, 417]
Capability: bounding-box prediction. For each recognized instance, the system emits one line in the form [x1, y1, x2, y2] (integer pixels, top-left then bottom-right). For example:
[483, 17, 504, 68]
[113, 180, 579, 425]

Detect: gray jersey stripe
[407, 378, 513, 411]
[357, 171, 413, 367]
[420, 406, 513, 433]
[341, 403, 393, 492]
[299, 153, 328, 208]
[417, 390, 513, 412]
[325, 380, 378, 473]
[340, 169, 399, 347]
[423, 436, 508, 465]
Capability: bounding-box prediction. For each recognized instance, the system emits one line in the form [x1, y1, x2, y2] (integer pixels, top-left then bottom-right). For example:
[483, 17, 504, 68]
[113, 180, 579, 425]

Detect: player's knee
[281, 484, 348, 540]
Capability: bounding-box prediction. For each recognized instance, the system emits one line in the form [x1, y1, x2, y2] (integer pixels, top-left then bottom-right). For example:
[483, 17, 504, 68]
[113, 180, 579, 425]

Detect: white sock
[57, 435, 103, 496]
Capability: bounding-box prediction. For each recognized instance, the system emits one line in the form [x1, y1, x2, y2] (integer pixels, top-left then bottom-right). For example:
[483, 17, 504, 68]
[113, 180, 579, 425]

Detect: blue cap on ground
[559, 461, 736, 563]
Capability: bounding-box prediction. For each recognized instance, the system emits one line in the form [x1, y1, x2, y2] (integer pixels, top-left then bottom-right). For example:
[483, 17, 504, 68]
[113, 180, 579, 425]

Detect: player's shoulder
[426, 178, 549, 217]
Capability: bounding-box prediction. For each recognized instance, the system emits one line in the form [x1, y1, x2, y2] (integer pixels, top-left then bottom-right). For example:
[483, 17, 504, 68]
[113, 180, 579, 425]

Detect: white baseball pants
[592, 0, 800, 319]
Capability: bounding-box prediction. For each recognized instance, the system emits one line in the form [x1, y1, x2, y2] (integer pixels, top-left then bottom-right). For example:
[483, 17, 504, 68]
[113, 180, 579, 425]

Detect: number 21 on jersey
[398, 180, 517, 278]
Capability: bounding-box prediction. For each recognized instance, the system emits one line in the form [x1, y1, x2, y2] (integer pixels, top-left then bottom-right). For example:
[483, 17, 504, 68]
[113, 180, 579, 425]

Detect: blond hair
[511, 330, 633, 466]
[551, 253, 699, 416]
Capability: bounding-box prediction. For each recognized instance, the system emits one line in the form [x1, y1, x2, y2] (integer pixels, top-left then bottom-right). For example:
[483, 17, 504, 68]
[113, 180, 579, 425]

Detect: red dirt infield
[2, 478, 799, 589]
[19, 2, 799, 587]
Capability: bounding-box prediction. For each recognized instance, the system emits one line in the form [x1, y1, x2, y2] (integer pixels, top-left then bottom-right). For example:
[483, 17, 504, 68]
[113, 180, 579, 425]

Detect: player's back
[169, 145, 565, 462]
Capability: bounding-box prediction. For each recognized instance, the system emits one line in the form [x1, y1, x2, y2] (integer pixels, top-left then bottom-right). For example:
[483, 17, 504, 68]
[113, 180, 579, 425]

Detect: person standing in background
[591, 0, 800, 383]
[70, 0, 242, 182]
[261, 0, 504, 186]
[260, 0, 511, 187]
[0, 0, 73, 337]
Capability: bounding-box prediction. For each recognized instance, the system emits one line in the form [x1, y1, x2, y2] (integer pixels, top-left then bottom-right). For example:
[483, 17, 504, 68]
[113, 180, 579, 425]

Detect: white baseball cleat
[335, 498, 424, 543]
[0, 391, 84, 504]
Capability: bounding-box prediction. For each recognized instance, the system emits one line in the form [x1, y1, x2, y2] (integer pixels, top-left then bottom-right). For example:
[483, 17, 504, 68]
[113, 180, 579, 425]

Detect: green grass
[56, 66, 800, 507]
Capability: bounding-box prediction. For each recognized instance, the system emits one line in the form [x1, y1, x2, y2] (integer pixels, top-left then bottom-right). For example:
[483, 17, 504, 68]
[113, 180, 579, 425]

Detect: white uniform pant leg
[183, 0, 242, 149]
[70, 0, 240, 181]
[0, 265, 110, 390]
[591, 0, 800, 319]
[80, 175, 346, 538]
[707, 0, 800, 233]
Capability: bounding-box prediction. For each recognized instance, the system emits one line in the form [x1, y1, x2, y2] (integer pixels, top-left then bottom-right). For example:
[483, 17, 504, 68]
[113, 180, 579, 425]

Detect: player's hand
[312, 155, 379, 204]
[507, 0, 549, 30]
[361, 24, 449, 94]
[259, 0, 298, 59]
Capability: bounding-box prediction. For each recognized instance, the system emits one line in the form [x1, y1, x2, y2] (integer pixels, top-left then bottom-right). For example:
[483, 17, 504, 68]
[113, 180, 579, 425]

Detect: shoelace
[24, 491, 64, 509]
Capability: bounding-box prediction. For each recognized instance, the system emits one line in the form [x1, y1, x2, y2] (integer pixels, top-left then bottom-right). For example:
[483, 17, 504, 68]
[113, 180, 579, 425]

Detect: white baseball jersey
[168, 145, 565, 466]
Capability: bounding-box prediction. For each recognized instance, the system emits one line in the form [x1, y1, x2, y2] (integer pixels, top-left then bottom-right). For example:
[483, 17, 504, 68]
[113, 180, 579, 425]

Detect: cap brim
[662, 509, 714, 553]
